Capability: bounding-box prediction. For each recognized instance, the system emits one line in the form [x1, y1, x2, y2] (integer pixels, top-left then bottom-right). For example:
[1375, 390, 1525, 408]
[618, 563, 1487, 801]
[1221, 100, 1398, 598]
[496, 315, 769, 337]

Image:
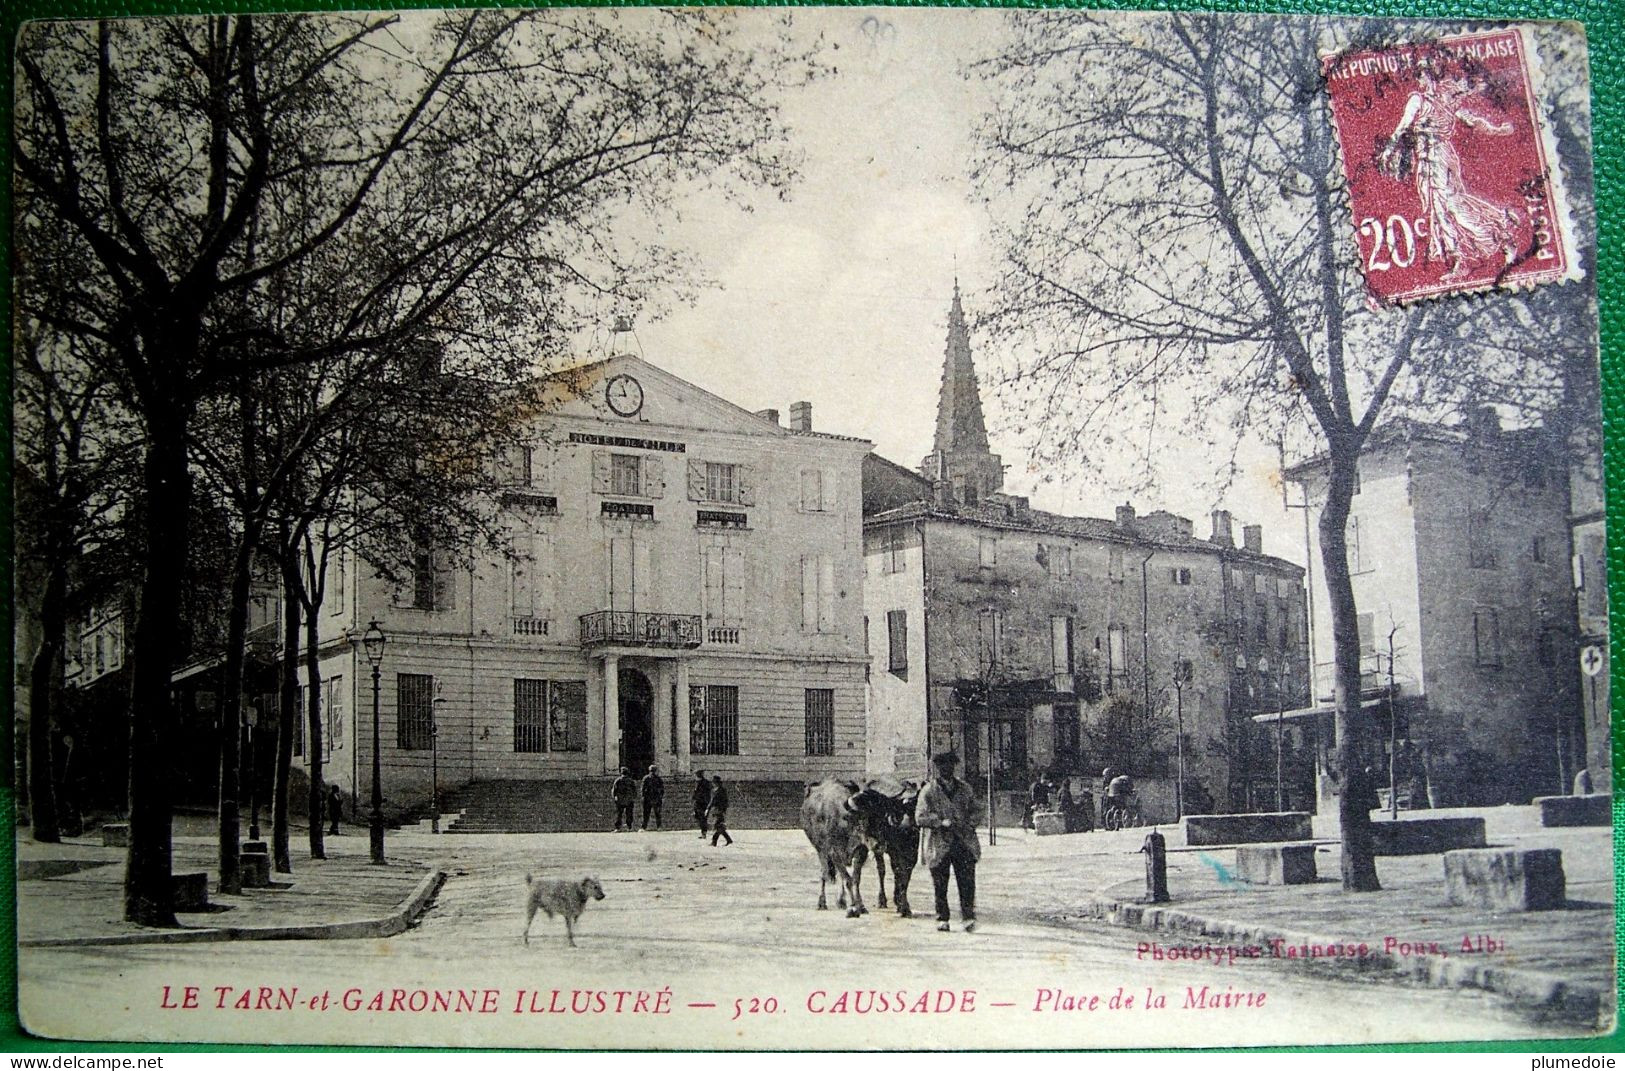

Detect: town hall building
[297, 355, 872, 818]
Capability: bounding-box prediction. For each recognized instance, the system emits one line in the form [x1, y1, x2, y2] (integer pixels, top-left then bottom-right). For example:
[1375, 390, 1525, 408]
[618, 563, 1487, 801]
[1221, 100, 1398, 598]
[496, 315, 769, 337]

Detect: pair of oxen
[800, 775, 922, 919]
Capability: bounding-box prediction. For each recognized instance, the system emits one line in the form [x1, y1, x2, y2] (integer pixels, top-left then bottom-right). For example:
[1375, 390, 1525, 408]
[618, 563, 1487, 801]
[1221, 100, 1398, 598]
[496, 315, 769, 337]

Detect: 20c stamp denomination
[1322, 27, 1581, 305]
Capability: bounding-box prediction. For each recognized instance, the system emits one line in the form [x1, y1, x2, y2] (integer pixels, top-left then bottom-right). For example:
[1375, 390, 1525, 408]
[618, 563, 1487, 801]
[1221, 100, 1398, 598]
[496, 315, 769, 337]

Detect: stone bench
[1182, 812, 1312, 846]
[1370, 816, 1486, 855]
[1034, 809, 1069, 836]
[1534, 794, 1611, 827]
[172, 872, 211, 912]
[1444, 848, 1565, 911]
[101, 823, 130, 848]
[1236, 842, 1318, 885]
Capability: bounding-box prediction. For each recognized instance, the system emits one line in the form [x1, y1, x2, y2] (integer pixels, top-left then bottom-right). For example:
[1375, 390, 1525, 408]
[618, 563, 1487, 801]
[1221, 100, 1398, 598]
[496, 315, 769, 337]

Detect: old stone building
[862, 288, 1310, 818]
[296, 354, 872, 818]
[1284, 413, 1582, 807]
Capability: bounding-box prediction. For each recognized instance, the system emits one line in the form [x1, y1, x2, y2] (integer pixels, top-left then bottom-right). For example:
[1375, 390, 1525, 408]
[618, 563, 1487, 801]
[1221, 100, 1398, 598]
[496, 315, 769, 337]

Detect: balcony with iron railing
[579, 610, 703, 650]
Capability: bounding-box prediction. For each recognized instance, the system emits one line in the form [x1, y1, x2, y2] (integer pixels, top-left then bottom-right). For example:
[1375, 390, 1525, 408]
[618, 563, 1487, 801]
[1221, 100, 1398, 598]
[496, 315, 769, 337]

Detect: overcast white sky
[624, 9, 1306, 565]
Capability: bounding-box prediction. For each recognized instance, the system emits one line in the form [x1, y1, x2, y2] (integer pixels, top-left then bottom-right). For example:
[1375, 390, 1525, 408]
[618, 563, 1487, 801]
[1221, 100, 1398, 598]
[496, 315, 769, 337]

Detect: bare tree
[12, 323, 136, 842]
[972, 12, 1594, 889]
[15, 9, 820, 924]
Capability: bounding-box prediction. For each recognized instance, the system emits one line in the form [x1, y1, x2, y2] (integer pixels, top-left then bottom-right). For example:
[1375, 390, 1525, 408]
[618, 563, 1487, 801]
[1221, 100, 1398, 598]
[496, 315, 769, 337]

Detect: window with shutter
[687, 459, 706, 501]
[887, 610, 908, 673]
[884, 527, 906, 574]
[800, 555, 818, 631]
[634, 540, 653, 610]
[549, 680, 587, 752]
[1473, 608, 1502, 668]
[800, 469, 825, 511]
[1468, 511, 1497, 569]
[705, 462, 740, 504]
[610, 453, 641, 496]
[644, 457, 666, 499]
[1051, 615, 1075, 675]
[1357, 612, 1376, 656]
[978, 609, 1004, 673]
[1107, 626, 1128, 690]
[703, 547, 743, 630]
[609, 537, 633, 611]
[725, 549, 744, 627]
[591, 450, 612, 493]
[325, 676, 344, 756]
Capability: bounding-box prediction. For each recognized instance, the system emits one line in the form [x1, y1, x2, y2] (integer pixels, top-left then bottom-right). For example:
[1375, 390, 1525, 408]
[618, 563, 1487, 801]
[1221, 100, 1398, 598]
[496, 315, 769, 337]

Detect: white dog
[523, 874, 606, 947]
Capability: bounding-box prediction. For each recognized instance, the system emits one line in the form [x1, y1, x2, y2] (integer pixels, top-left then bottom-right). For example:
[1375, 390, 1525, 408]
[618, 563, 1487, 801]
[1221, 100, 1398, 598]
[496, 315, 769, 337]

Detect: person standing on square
[916, 751, 982, 932]
[612, 767, 637, 832]
[641, 765, 665, 830]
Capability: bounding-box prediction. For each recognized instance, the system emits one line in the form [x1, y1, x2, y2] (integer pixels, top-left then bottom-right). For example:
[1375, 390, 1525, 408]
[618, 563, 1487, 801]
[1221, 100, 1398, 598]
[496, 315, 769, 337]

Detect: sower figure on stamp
[612, 767, 637, 832]
[916, 751, 982, 933]
[641, 765, 664, 830]
[693, 769, 711, 839]
[1377, 66, 1518, 283]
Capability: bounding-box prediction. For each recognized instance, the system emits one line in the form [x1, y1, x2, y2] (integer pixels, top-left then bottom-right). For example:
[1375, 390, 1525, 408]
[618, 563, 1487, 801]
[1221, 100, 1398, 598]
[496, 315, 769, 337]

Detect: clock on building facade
[605, 373, 644, 417]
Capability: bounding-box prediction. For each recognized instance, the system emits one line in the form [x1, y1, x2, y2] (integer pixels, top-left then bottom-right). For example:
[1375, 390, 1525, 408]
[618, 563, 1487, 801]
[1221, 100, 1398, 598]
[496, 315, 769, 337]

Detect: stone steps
[440, 778, 809, 833]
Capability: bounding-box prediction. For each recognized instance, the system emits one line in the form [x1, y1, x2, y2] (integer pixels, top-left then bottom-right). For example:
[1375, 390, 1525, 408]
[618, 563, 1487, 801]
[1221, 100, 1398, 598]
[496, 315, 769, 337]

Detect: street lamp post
[246, 704, 260, 841]
[363, 620, 386, 865]
[430, 696, 443, 834]
[1260, 656, 1283, 812]
[1171, 661, 1187, 820]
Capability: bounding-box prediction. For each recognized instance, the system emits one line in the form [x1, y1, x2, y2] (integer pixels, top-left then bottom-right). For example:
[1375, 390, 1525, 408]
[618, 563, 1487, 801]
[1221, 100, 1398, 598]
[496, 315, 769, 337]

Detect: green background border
[0, 0, 1618, 1055]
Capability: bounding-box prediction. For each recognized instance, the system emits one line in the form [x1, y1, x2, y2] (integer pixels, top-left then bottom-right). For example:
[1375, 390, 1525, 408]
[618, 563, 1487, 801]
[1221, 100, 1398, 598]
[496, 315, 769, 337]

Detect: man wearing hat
[611, 767, 637, 832]
[916, 751, 983, 932]
[641, 764, 665, 830]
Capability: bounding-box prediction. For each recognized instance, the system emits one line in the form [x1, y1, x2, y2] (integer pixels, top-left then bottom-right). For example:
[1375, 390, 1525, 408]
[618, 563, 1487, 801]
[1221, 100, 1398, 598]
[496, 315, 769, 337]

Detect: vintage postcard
[10, 5, 1613, 1050]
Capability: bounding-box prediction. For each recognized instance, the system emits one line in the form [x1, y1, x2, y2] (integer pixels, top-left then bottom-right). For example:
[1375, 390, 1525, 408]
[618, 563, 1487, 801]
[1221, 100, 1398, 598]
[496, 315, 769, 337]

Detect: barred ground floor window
[689, 684, 739, 755]
[804, 688, 835, 756]
[513, 677, 587, 753]
[397, 673, 435, 751]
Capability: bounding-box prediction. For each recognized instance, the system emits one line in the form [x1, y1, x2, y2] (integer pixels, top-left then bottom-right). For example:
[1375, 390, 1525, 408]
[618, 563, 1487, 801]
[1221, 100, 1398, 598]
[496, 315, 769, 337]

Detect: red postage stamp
[1322, 27, 1579, 306]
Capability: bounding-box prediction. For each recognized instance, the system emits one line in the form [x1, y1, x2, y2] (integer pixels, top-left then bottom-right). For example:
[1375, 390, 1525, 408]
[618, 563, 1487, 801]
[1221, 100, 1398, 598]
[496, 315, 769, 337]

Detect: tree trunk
[27, 558, 67, 843]
[216, 383, 263, 894]
[214, 536, 255, 895]
[272, 548, 301, 872]
[1319, 443, 1381, 892]
[124, 416, 189, 927]
[304, 595, 327, 860]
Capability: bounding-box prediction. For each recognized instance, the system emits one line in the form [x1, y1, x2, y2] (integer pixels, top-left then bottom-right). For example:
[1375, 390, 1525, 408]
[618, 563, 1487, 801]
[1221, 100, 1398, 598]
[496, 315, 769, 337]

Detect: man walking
[707, 774, 733, 846]
[327, 783, 343, 836]
[916, 751, 982, 932]
[612, 767, 637, 832]
[641, 765, 665, 830]
[692, 770, 711, 839]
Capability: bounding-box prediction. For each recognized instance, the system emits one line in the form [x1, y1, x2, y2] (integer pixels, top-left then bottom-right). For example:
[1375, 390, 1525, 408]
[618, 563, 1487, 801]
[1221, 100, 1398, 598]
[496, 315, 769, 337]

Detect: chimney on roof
[755, 408, 781, 427]
[1242, 524, 1263, 553]
[788, 401, 813, 433]
[1211, 510, 1234, 547]
[1115, 503, 1136, 529]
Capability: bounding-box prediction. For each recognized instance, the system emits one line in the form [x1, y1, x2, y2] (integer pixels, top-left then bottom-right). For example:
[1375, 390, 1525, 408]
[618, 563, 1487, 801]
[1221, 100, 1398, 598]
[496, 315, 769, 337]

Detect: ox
[801, 776, 921, 918]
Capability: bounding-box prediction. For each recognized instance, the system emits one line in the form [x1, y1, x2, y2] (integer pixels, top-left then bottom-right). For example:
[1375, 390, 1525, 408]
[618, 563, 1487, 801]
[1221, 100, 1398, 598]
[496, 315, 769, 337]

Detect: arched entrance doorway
[618, 666, 655, 774]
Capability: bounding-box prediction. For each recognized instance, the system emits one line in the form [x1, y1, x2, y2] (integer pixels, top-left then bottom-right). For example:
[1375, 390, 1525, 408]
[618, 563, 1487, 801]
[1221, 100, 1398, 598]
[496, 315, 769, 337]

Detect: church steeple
[921, 282, 1003, 506]
[932, 281, 992, 456]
